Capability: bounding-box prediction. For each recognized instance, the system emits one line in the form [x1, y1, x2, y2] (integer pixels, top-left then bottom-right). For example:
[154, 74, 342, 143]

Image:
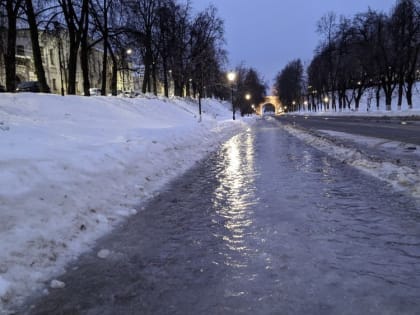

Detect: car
[15, 81, 43, 93]
[117, 90, 135, 98]
[89, 87, 102, 96]
[0, 84, 5, 92]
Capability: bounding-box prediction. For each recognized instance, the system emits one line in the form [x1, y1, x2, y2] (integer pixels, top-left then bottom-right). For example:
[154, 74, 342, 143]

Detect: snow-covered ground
[0, 93, 253, 313]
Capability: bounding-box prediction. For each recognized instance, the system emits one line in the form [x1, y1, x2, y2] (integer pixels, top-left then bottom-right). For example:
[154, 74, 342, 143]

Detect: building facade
[0, 29, 139, 95]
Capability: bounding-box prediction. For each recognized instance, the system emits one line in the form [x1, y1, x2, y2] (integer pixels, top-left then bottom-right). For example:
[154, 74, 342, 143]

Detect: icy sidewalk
[281, 124, 420, 199]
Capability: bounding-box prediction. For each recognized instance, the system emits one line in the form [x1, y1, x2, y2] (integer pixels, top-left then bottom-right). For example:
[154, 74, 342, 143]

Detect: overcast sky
[192, 0, 397, 91]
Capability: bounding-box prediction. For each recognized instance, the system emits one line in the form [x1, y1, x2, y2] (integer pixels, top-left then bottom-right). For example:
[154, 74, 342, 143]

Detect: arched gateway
[255, 96, 283, 115]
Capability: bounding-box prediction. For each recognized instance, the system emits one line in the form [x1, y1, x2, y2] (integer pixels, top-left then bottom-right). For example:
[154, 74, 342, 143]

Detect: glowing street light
[227, 71, 236, 120]
[227, 71, 236, 82]
[245, 93, 251, 101]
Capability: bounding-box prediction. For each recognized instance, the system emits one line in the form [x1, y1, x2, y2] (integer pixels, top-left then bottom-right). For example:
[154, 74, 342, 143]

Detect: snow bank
[282, 125, 420, 199]
[0, 93, 253, 312]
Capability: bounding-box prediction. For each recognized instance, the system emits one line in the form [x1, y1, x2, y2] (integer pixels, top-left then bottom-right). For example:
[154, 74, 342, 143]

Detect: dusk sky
[192, 0, 397, 91]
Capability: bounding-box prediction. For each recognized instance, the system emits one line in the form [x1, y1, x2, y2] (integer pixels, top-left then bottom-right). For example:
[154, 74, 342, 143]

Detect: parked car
[89, 87, 102, 96]
[117, 90, 136, 98]
[0, 84, 5, 92]
[15, 81, 50, 93]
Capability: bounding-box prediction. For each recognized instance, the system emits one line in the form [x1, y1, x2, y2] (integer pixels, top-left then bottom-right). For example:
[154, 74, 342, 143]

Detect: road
[22, 118, 420, 315]
[277, 115, 420, 145]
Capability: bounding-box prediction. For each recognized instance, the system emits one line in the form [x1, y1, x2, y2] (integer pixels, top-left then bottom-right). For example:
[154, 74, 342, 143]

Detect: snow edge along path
[281, 124, 420, 199]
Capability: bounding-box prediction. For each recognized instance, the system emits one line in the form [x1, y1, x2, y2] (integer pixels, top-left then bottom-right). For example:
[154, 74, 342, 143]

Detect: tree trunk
[174, 79, 182, 97]
[111, 60, 117, 95]
[375, 85, 381, 110]
[142, 63, 149, 94]
[385, 91, 392, 111]
[397, 79, 404, 110]
[406, 81, 413, 109]
[5, 0, 19, 92]
[355, 94, 361, 111]
[80, 46, 90, 96]
[152, 61, 157, 95]
[162, 59, 168, 97]
[382, 82, 395, 111]
[80, 0, 90, 96]
[101, 31, 108, 96]
[67, 40, 78, 95]
[331, 91, 336, 111]
[25, 0, 49, 92]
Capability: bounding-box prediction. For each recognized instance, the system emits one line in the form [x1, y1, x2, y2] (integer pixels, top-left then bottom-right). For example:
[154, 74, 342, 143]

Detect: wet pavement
[23, 119, 420, 315]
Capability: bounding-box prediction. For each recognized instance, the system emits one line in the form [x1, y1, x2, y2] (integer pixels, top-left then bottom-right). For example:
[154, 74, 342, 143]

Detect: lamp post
[227, 71, 236, 120]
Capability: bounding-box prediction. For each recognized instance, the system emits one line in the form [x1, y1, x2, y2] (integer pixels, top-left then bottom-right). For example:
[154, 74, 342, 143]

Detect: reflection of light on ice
[226, 135, 241, 178]
[213, 132, 257, 266]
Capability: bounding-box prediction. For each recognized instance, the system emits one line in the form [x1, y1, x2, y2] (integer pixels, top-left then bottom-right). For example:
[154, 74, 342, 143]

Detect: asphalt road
[276, 115, 420, 145]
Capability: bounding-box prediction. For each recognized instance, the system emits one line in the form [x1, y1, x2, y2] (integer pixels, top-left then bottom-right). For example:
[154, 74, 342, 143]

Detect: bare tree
[189, 5, 225, 112]
[2, 0, 23, 92]
[89, 0, 125, 95]
[23, 0, 50, 92]
[390, 0, 420, 109]
[316, 12, 338, 110]
[126, 0, 160, 94]
[275, 59, 303, 112]
[58, 0, 89, 95]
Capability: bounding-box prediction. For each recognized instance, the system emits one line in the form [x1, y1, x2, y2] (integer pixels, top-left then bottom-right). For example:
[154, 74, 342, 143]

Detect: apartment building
[0, 29, 137, 95]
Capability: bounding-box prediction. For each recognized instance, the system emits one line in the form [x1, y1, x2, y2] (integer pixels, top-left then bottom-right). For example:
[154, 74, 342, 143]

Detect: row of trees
[0, 0, 231, 98]
[275, 0, 420, 112]
[232, 64, 267, 116]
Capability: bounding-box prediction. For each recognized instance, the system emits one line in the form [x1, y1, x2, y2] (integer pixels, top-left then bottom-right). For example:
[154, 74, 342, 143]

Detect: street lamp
[323, 96, 329, 111]
[245, 93, 252, 115]
[227, 71, 236, 120]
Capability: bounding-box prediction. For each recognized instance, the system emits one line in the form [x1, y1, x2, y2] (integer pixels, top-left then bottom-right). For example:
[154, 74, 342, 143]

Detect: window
[49, 49, 55, 65]
[16, 45, 25, 56]
[52, 78, 57, 91]
[40, 47, 45, 63]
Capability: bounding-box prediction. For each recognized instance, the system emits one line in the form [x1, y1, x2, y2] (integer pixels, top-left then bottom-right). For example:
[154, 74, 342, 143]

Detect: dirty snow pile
[0, 93, 252, 312]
